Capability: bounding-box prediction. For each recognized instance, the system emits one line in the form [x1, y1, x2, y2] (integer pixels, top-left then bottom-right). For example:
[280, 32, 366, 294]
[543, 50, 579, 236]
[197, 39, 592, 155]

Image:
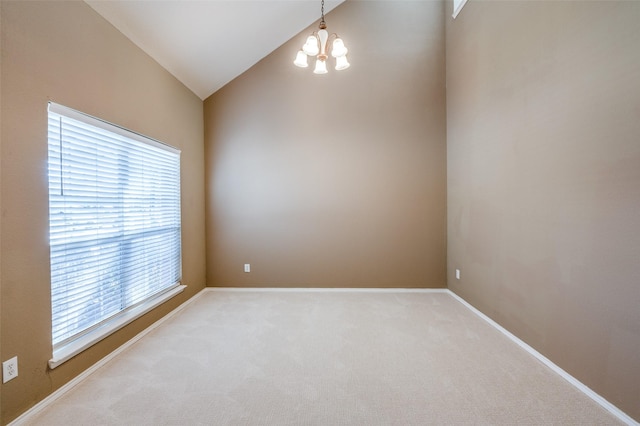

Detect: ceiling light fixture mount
[293, 0, 350, 74]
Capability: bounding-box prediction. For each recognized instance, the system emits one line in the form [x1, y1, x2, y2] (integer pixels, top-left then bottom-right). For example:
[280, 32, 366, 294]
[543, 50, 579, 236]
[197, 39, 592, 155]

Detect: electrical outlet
[455, 269, 461, 280]
[244, 264, 250, 273]
[3, 356, 18, 383]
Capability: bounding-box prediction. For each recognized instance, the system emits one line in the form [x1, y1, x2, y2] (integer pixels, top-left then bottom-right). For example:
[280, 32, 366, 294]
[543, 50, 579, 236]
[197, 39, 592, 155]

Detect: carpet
[21, 289, 621, 425]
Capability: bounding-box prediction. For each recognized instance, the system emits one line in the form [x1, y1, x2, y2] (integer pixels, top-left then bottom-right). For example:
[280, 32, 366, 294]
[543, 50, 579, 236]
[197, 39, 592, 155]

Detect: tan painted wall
[446, 1, 640, 420]
[204, 1, 446, 288]
[0, 1, 206, 423]
[0, 1, 3, 418]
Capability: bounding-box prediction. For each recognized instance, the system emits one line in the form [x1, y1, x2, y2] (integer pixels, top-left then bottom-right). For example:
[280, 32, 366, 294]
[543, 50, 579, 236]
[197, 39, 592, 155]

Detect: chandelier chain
[320, 0, 326, 28]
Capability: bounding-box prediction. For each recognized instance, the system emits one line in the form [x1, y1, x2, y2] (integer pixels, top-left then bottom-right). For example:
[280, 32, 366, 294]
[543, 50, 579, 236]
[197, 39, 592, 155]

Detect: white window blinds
[47, 103, 182, 347]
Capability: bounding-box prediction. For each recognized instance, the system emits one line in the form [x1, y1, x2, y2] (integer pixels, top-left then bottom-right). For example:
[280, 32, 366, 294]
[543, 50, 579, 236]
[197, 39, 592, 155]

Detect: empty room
[1, 0, 638, 424]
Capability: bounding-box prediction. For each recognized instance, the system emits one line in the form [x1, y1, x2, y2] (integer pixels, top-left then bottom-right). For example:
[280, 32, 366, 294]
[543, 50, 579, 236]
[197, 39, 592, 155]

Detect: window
[453, 0, 469, 18]
[47, 103, 182, 365]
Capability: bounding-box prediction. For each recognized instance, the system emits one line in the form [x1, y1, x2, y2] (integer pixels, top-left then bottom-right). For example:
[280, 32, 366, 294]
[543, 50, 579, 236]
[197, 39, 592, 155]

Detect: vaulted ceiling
[85, 0, 345, 100]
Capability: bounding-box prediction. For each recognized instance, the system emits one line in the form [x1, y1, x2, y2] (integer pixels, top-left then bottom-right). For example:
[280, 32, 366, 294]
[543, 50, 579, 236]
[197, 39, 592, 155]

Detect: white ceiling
[85, 0, 345, 100]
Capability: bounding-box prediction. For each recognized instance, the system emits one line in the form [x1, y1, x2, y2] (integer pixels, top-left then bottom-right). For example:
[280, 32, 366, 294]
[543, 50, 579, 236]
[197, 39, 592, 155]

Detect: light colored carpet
[23, 289, 621, 425]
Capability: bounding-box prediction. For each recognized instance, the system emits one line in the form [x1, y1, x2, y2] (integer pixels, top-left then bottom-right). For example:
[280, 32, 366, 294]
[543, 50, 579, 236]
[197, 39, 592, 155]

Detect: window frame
[47, 102, 185, 369]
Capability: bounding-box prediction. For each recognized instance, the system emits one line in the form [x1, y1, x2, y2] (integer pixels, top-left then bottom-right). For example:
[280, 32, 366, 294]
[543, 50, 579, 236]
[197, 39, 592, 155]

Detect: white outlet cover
[244, 264, 250, 273]
[3, 356, 18, 383]
[455, 269, 461, 280]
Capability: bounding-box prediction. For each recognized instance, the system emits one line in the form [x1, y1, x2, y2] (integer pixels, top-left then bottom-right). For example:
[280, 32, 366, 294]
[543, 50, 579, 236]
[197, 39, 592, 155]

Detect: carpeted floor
[22, 289, 622, 425]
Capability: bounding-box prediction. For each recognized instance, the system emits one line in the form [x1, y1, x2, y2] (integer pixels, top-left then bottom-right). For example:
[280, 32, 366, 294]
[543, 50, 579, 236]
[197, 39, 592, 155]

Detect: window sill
[49, 285, 186, 369]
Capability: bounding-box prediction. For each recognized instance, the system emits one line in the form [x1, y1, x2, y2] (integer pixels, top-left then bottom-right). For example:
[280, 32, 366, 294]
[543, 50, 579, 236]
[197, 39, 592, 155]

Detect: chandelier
[293, 0, 350, 74]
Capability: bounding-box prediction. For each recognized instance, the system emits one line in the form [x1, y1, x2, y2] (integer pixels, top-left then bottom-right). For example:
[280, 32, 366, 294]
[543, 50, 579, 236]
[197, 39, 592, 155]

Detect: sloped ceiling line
[85, 0, 345, 100]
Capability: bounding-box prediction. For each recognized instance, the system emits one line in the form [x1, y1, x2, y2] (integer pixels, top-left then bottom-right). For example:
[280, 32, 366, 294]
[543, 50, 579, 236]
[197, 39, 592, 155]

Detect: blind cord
[59, 117, 64, 196]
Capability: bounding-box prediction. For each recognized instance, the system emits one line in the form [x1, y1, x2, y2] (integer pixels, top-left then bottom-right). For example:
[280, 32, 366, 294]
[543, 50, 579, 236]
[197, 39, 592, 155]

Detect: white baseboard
[9, 288, 208, 426]
[206, 286, 449, 293]
[447, 290, 638, 426]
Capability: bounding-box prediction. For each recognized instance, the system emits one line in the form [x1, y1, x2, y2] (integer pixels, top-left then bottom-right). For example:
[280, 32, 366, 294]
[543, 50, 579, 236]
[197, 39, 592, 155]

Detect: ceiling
[85, 0, 345, 100]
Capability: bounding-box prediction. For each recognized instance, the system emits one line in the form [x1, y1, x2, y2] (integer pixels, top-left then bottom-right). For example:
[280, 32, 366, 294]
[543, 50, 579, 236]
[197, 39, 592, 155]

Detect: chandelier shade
[335, 55, 350, 71]
[294, 51, 309, 68]
[331, 38, 347, 57]
[303, 36, 320, 56]
[293, 0, 350, 74]
[313, 58, 328, 74]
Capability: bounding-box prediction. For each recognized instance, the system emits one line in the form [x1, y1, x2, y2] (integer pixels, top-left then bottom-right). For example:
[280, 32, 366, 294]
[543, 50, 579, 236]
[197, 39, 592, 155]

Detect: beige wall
[446, 1, 640, 420]
[204, 1, 446, 288]
[0, 1, 206, 423]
